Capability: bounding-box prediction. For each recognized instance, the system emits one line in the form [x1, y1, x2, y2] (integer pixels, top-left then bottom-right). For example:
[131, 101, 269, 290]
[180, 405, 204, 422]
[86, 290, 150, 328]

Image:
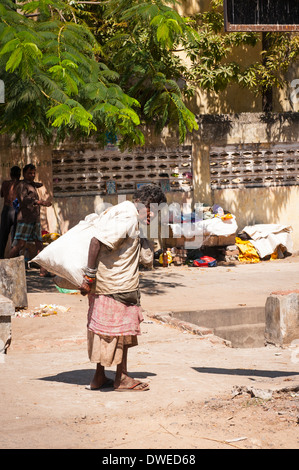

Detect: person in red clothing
[9, 163, 52, 276]
[0, 165, 21, 258]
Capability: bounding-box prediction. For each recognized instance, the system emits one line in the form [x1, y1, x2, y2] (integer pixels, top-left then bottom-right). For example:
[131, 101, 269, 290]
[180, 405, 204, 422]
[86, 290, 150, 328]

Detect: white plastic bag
[31, 213, 100, 287]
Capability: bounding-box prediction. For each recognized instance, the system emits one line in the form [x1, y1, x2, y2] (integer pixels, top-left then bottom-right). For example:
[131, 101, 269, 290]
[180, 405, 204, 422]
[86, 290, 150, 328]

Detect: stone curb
[144, 310, 232, 347]
[270, 289, 299, 296]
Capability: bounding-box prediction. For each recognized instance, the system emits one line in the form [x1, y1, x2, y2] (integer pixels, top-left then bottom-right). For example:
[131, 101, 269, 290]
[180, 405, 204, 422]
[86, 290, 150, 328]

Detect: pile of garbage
[168, 203, 234, 223]
[154, 222, 293, 267]
[235, 224, 293, 263]
[15, 304, 70, 318]
[154, 247, 218, 268]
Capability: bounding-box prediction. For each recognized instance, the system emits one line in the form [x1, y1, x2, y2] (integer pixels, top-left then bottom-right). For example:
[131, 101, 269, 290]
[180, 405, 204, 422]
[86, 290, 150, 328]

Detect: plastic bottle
[163, 248, 168, 267]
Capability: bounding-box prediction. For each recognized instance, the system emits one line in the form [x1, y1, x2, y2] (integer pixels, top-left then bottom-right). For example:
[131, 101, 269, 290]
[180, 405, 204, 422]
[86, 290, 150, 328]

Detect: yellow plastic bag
[235, 237, 260, 263]
[221, 213, 233, 220]
[42, 232, 60, 243]
[159, 251, 173, 265]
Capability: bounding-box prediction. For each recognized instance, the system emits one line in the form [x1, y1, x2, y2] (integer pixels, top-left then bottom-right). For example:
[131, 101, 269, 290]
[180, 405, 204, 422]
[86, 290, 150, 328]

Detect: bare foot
[114, 373, 149, 392]
[87, 370, 113, 390]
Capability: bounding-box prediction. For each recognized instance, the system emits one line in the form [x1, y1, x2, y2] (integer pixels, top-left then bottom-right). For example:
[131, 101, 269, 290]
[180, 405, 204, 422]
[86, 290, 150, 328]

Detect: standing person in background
[0, 165, 21, 258]
[9, 163, 52, 277]
[80, 183, 167, 392]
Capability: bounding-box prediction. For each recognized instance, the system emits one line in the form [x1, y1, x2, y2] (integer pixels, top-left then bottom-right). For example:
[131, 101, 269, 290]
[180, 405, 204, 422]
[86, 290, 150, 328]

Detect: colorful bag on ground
[193, 256, 217, 267]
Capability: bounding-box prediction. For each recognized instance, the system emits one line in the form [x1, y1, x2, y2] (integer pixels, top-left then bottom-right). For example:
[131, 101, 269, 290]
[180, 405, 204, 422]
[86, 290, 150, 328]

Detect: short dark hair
[133, 183, 167, 207]
[10, 166, 21, 179]
[23, 163, 36, 176]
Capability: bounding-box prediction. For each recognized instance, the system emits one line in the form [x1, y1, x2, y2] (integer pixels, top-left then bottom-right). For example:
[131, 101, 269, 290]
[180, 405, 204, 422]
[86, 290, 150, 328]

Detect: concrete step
[167, 307, 266, 348]
[214, 323, 266, 348]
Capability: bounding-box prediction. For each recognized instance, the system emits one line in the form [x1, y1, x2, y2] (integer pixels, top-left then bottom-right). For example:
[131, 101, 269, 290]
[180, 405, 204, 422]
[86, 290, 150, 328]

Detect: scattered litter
[192, 256, 217, 268]
[15, 304, 70, 318]
[42, 232, 60, 243]
[225, 436, 247, 443]
[233, 383, 299, 400]
[55, 286, 79, 294]
[249, 388, 273, 400]
[231, 385, 273, 400]
[231, 386, 245, 398]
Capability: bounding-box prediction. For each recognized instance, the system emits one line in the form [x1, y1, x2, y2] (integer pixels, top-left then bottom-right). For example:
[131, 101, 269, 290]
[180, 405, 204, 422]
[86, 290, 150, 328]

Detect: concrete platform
[25, 255, 299, 348]
[138, 257, 299, 347]
[165, 306, 266, 348]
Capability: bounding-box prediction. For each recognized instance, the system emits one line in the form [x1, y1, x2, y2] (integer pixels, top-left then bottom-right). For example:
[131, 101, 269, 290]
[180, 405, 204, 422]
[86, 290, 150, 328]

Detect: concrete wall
[1, 113, 299, 253]
[175, 1, 299, 116]
[192, 112, 299, 251]
[0, 132, 193, 240]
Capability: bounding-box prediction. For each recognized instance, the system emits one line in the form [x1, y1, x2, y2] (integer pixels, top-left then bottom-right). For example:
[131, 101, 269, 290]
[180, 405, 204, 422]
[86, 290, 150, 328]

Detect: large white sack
[31, 200, 140, 287]
[241, 224, 293, 258]
[31, 213, 100, 287]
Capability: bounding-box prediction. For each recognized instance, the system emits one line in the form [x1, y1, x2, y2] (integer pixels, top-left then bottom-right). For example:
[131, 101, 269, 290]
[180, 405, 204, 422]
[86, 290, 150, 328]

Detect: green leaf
[0, 38, 20, 56]
[5, 47, 23, 72]
[118, 107, 140, 125]
[157, 23, 169, 43]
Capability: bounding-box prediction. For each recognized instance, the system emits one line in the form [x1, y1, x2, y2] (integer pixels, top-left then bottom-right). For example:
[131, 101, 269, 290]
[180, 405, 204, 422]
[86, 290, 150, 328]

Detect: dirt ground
[1, 262, 299, 451]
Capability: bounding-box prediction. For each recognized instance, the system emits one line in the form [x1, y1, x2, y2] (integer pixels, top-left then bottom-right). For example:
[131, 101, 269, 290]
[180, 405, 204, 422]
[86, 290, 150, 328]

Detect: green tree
[185, 0, 299, 108]
[0, 0, 200, 147]
[0, 0, 298, 149]
[0, 0, 145, 147]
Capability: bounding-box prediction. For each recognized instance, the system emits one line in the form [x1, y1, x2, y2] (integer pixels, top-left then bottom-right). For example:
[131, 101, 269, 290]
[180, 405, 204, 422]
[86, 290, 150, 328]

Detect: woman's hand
[80, 279, 92, 296]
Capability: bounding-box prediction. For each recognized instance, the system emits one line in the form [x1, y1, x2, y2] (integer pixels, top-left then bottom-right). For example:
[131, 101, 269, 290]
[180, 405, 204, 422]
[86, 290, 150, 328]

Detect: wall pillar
[265, 290, 299, 346]
[0, 257, 28, 309]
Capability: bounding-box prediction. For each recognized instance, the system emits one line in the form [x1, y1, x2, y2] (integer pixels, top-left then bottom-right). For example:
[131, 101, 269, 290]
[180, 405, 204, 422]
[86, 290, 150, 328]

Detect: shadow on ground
[37, 369, 156, 387]
[139, 269, 185, 295]
[193, 367, 299, 379]
[26, 268, 58, 293]
[26, 266, 186, 296]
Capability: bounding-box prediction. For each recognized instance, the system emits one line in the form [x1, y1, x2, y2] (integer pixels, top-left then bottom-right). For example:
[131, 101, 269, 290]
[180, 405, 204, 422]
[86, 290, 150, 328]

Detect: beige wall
[0, 133, 193, 237]
[193, 112, 299, 252]
[213, 185, 299, 235]
[175, 0, 299, 115]
[1, 112, 299, 253]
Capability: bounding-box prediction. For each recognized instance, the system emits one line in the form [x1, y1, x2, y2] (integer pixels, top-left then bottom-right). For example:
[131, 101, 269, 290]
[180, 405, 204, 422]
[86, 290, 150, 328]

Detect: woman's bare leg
[114, 345, 149, 391]
[9, 239, 26, 258]
[88, 363, 111, 390]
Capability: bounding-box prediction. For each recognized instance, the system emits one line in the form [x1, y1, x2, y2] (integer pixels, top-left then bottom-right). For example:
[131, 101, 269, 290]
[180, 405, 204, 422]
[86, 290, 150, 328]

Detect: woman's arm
[80, 237, 101, 296]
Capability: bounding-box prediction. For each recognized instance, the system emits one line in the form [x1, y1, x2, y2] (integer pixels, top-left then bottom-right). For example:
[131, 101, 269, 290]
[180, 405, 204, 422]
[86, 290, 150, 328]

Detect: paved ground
[140, 256, 299, 312]
[1, 257, 299, 450]
[26, 253, 299, 312]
